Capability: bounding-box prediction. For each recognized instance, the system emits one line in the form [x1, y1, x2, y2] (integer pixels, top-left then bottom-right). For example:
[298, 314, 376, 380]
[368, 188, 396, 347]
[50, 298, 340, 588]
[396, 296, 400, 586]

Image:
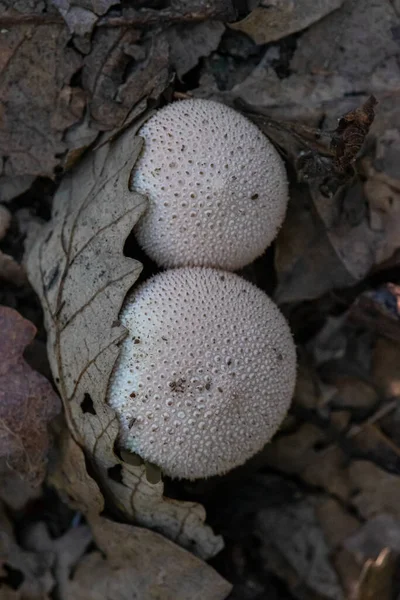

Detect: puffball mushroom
[108, 267, 296, 480]
[132, 99, 288, 270]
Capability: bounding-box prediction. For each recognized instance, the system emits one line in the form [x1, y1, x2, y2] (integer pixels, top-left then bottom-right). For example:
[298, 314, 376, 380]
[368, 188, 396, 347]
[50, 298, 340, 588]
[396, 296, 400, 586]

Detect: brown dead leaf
[68, 516, 232, 600]
[83, 29, 169, 131]
[0, 306, 60, 484]
[26, 122, 223, 559]
[230, 0, 345, 45]
[167, 21, 225, 79]
[331, 96, 377, 177]
[0, 20, 83, 178]
[348, 460, 400, 520]
[316, 497, 360, 551]
[256, 498, 344, 599]
[263, 422, 351, 500]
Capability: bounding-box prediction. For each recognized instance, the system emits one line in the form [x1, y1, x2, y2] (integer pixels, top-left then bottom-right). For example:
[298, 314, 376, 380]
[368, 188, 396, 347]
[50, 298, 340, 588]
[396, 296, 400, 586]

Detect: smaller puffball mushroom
[107, 268, 296, 479]
[132, 99, 288, 270]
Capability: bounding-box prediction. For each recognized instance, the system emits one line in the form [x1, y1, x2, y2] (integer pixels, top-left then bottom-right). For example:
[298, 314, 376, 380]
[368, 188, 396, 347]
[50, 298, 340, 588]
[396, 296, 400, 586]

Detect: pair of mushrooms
[108, 99, 296, 480]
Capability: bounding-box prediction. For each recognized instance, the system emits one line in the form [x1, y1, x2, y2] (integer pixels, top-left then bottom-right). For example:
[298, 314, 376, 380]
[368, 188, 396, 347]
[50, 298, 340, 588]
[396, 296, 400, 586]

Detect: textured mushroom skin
[132, 99, 288, 270]
[108, 268, 296, 480]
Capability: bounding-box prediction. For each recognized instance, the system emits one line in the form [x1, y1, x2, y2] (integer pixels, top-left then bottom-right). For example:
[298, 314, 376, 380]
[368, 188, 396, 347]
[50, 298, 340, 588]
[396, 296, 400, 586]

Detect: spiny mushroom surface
[132, 99, 288, 270]
[108, 267, 296, 480]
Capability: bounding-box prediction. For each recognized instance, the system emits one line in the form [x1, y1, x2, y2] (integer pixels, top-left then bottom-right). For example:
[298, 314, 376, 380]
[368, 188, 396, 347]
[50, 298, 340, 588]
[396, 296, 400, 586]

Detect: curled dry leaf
[66, 516, 232, 600]
[230, 0, 345, 45]
[26, 123, 224, 559]
[0, 306, 60, 484]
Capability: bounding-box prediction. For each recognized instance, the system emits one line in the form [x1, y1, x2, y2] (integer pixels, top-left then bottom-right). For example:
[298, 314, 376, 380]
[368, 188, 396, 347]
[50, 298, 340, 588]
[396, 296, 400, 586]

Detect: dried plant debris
[0, 306, 60, 484]
[230, 0, 345, 45]
[26, 122, 224, 559]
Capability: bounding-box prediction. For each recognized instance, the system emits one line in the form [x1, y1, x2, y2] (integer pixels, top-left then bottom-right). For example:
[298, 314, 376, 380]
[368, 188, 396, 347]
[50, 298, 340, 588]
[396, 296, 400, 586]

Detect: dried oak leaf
[0, 19, 83, 178]
[230, 0, 345, 45]
[82, 30, 170, 131]
[0, 306, 60, 484]
[26, 123, 224, 560]
[67, 516, 232, 600]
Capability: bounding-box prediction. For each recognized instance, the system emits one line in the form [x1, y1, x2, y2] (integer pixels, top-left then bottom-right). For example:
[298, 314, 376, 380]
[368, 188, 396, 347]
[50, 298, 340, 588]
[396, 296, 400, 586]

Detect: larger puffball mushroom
[107, 268, 296, 480]
[132, 99, 288, 270]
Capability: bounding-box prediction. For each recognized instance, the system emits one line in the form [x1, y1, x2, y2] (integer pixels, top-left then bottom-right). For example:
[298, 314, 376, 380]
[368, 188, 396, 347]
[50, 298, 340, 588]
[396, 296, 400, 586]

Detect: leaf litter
[1, 0, 400, 598]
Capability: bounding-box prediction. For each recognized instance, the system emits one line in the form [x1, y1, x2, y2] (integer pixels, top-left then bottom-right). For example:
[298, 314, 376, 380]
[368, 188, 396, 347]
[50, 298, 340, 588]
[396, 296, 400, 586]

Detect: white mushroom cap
[132, 99, 288, 270]
[108, 267, 296, 480]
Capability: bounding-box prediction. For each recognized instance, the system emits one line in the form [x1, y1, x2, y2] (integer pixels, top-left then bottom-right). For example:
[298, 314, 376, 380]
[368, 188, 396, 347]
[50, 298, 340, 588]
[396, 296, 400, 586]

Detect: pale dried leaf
[230, 0, 345, 45]
[66, 516, 232, 600]
[26, 123, 224, 559]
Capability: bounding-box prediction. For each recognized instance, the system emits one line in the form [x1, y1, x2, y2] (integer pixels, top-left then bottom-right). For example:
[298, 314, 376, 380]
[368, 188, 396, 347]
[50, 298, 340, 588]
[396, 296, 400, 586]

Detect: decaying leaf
[26, 121, 224, 559]
[0, 18, 83, 178]
[256, 498, 344, 599]
[167, 21, 225, 79]
[66, 516, 231, 600]
[0, 306, 60, 484]
[230, 0, 345, 45]
[331, 96, 377, 177]
[83, 30, 170, 131]
[0, 528, 54, 600]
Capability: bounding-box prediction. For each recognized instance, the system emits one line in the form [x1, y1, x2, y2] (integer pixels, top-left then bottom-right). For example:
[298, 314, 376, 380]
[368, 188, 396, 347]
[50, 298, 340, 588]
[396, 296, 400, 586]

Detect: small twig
[0, 7, 234, 28]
